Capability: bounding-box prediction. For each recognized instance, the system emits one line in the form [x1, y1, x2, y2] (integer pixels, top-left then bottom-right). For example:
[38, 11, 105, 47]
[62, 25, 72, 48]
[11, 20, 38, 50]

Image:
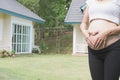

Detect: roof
[0, 0, 45, 24]
[65, 0, 85, 24]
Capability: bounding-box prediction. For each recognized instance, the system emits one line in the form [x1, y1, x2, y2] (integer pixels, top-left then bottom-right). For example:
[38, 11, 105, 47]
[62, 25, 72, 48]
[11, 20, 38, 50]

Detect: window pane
[17, 35, 21, 43]
[22, 35, 26, 43]
[17, 44, 21, 52]
[15, 24, 17, 33]
[22, 44, 25, 52]
[12, 34, 17, 43]
[26, 44, 30, 52]
[26, 36, 30, 43]
[12, 44, 16, 51]
[19, 25, 22, 33]
[23, 26, 26, 34]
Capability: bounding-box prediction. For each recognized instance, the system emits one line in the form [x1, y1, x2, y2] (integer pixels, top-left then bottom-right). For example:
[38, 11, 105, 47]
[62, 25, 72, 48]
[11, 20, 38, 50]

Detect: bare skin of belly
[88, 19, 120, 50]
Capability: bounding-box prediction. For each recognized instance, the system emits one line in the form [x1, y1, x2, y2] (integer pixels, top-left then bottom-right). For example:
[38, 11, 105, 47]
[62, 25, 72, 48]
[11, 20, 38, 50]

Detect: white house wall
[0, 13, 4, 49]
[2, 14, 11, 50]
[0, 13, 3, 41]
[73, 24, 88, 54]
[11, 16, 33, 25]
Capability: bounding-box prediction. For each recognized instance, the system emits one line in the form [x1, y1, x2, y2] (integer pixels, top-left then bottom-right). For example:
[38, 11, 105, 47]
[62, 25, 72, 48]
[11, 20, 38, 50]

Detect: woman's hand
[83, 30, 109, 49]
[89, 31, 99, 36]
[86, 35, 97, 48]
[82, 30, 95, 48]
[93, 31, 109, 48]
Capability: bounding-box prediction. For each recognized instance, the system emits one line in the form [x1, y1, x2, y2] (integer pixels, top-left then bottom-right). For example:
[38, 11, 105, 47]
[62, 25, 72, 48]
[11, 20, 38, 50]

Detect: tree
[38, 0, 71, 27]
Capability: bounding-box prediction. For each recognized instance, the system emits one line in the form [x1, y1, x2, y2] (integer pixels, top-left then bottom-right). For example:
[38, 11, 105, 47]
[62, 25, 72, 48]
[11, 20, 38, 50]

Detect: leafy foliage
[0, 49, 15, 58]
[32, 48, 40, 54]
[38, 0, 70, 27]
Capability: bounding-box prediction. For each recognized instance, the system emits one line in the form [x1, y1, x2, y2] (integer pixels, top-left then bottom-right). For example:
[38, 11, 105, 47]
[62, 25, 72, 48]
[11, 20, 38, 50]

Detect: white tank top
[86, 0, 120, 25]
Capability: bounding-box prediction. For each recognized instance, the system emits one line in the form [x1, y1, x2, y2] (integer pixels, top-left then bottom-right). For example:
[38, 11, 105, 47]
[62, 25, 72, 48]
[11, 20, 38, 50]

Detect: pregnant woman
[80, 0, 120, 80]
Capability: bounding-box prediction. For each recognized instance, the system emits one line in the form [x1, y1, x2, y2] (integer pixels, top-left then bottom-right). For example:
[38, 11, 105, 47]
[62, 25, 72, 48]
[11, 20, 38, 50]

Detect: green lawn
[0, 54, 91, 80]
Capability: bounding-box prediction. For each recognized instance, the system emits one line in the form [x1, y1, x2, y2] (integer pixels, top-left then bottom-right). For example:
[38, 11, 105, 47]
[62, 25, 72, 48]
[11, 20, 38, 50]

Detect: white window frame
[11, 22, 32, 54]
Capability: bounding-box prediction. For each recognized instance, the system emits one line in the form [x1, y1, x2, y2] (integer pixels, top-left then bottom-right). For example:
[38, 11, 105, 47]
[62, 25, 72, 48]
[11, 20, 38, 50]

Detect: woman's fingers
[86, 37, 94, 48]
[86, 36, 97, 48]
[94, 37, 106, 48]
[94, 38, 100, 47]
[102, 39, 107, 48]
[89, 31, 99, 36]
[96, 39, 104, 48]
[93, 32, 99, 36]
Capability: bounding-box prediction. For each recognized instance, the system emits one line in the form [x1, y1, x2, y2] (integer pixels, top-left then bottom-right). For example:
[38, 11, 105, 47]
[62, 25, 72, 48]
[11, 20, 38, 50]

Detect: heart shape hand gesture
[84, 30, 108, 49]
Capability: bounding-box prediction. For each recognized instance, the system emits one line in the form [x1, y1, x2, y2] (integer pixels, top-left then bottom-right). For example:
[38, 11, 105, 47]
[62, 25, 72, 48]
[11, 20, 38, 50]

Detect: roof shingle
[0, 0, 45, 23]
[65, 0, 85, 24]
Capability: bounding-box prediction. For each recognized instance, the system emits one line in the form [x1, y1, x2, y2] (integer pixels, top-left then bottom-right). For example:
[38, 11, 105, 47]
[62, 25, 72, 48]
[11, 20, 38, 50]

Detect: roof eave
[64, 22, 81, 24]
[0, 8, 45, 24]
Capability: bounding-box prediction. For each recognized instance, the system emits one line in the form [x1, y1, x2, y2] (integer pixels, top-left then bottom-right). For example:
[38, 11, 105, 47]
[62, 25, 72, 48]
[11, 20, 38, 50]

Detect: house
[65, 0, 87, 54]
[0, 0, 45, 54]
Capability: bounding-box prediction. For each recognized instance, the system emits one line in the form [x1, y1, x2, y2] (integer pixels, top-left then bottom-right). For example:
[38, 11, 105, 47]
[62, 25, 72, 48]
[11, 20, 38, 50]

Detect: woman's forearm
[80, 22, 88, 34]
[107, 25, 120, 36]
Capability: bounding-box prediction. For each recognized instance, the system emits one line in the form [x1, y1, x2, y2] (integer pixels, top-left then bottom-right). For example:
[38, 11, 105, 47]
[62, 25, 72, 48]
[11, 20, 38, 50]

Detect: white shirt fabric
[86, 0, 120, 25]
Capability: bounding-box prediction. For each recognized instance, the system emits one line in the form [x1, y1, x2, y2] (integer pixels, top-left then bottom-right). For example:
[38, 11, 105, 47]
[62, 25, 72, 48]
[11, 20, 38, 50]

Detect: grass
[0, 54, 91, 80]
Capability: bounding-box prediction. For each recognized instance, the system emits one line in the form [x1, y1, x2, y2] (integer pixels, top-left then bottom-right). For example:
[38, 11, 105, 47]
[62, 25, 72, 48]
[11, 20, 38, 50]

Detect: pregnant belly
[88, 20, 120, 50]
[88, 19, 117, 32]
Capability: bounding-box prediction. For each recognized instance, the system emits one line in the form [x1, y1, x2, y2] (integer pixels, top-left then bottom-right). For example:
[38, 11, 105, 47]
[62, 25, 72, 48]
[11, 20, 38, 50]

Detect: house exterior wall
[73, 24, 88, 54]
[2, 14, 11, 50]
[0, 13, 4, 49]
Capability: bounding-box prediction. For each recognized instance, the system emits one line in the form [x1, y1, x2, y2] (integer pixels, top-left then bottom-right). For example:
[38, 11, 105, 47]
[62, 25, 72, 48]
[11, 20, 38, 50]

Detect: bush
[0, 50, 11, 58]
[0, 49, 16, 58]
[32, 48, 40, 54]
[39, 39, 48, 53]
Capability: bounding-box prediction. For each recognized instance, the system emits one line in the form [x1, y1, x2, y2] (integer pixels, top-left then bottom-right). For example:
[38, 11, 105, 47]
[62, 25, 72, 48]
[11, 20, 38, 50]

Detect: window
[12, 23, 31, 53]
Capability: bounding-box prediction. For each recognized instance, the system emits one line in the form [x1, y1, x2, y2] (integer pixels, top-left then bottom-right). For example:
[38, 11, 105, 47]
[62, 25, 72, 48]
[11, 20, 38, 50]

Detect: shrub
[39, 39, 48, 53]
[0, 49, 11, 58]
[32, 48, 40, 54]
[0, 49, 15, 58]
